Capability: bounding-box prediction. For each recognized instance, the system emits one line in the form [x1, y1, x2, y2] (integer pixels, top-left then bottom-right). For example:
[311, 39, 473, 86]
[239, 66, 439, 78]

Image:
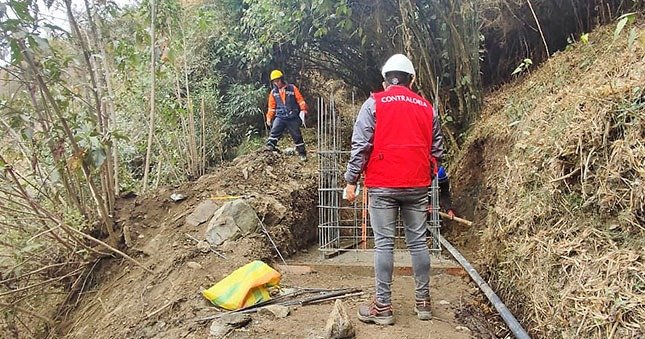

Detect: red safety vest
[364, 85, 436, 188]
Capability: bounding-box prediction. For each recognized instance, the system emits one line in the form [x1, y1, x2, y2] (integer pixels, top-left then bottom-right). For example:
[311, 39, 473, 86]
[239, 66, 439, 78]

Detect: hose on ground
[439, 234, 531, 339]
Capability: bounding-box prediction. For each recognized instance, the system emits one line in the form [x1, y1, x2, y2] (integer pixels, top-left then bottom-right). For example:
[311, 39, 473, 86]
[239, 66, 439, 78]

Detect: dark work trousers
[266, 116, 306, 155]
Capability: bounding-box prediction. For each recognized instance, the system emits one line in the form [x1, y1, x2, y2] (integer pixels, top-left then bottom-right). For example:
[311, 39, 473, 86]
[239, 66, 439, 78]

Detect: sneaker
[263, 145, 277, 152]
[414, 299, 432, 320]
[298, 154, 307, 162]
[357, 299, 394, 325]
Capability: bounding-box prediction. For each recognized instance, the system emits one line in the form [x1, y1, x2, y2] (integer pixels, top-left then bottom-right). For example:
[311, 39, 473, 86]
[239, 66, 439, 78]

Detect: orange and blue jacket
[266, 83, 307, 122]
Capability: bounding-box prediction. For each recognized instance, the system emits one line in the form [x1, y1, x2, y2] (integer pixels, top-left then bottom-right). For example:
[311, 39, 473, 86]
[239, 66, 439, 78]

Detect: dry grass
[460, 24, 644, 338]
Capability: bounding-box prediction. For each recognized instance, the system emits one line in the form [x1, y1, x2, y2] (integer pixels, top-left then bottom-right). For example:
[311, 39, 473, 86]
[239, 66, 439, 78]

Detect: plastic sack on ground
[202, 260, 281, 310]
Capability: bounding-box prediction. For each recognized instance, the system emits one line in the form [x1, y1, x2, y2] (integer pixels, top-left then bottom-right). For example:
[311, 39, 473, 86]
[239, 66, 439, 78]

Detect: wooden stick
[146, 300, 176, 319]
[550, 168, 580, 183]
[527, 0, 550, 56]
[439, 212, 473, 226]
[142, 0, 157, 192]
[0, 262, 83, 284]
[0, 302, 53, 325]
[201, 96, 206, 176]
[0, 266, 85, 297]
[67, 225, 153, 273]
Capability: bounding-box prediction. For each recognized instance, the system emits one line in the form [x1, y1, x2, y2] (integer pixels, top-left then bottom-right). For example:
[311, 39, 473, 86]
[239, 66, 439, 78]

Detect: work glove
[299, 110, 307, 127]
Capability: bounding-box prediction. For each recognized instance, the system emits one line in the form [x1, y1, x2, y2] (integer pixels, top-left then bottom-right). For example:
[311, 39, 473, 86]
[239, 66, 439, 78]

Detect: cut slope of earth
[58, 150, 319, 338]
[448, 24, 644, 338]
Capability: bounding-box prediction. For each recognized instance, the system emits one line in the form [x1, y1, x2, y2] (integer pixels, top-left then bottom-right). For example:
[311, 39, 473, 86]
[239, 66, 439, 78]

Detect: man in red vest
[344, 54, 444, 325]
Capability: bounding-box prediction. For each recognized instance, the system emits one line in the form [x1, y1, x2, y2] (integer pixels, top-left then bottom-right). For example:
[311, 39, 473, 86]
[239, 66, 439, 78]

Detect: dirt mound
[449, 24, 644, 338]
[58, 148, 319, 338]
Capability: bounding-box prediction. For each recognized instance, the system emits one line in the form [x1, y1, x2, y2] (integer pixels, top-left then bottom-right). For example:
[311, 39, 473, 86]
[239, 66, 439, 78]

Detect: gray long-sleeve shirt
[344, 95, 445, 185]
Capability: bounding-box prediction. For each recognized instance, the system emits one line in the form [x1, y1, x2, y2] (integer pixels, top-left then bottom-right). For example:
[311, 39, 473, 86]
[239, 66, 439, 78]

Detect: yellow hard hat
[270, 70, 284, 81]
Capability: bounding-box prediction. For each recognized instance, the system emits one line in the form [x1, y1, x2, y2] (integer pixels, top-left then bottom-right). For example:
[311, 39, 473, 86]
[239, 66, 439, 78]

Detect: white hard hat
[381, 54, 415, 79]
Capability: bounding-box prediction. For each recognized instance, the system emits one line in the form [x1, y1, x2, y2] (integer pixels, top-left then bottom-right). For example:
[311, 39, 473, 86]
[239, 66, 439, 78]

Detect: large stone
[323, 300, 355, 339]
[186, 200, 218, 227]
[205, 200, 260, 246]
[253, 196, 287, 226]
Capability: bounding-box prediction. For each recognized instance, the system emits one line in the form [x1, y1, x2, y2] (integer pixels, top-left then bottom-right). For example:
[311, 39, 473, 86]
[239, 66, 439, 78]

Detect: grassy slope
[454, 24, 644, 338]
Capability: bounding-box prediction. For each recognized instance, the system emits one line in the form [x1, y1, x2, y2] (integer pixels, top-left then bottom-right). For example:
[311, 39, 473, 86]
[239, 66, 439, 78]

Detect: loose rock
[205, 200, 260, 246]
[455, 326, 472, 334]
[209, 313, 251, 338]
[170, 193, 186, 202]
[323, 300, 355, 339]
[186, 261, 202, 269]
[196, 240, 211, 253]
[186, 200, 218, 227]
[259, 304, 291, 319]
[242, 167, 249, 180]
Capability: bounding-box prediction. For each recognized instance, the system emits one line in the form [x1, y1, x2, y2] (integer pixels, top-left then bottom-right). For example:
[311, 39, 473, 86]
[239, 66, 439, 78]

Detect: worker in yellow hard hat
[264, 69, 308, 161]
[269, 70, 283, 81]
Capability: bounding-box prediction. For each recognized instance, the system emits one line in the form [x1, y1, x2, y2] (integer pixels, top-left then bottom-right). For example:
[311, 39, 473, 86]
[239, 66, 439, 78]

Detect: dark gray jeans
[368, 188, 430, 305]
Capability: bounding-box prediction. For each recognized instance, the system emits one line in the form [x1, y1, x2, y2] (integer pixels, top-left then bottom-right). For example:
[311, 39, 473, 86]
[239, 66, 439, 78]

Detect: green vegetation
[462, 25, 644, 338]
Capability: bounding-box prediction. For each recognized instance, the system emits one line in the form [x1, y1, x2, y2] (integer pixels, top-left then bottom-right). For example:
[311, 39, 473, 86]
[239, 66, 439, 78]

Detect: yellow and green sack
[202, 260, 281, 310]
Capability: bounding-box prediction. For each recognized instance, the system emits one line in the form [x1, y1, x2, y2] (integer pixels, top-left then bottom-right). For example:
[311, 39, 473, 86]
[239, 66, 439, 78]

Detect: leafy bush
[218, 83, 267, 157]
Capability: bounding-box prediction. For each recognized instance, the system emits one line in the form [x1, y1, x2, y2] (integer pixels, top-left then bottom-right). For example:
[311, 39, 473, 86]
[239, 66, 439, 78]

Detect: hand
[299, 111, 307, 127]
[343, 184, 357, 202]
[447, 209, 455, 219]
[266, 120, 272, 127]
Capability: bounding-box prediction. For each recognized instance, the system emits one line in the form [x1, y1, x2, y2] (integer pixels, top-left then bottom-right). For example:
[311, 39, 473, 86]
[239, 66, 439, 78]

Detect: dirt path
[233, 261, 480, 339]
[62, 243, 495, 338]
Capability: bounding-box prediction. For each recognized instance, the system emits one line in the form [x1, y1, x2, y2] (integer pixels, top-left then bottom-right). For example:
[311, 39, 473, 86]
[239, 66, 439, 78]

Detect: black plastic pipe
[439, 234, 531, 339]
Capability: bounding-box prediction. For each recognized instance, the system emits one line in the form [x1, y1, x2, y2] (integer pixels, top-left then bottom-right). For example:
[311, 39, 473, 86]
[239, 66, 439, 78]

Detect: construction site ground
[58, 148, 504, 339]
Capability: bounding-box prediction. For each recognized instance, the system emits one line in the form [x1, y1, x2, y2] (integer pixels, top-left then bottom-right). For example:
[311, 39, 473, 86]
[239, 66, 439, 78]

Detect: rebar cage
[317, 95, 442, 257]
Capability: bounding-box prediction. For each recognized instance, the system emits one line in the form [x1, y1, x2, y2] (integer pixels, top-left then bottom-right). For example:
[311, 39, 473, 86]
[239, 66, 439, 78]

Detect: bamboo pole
[83, 0, 120, 197]
[80, 0, 116, 212]
[183, 38, 198, 178]
[201, 96, 206, 176]
[142, 0, 157, 192]
[527, 0, 550, 56]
